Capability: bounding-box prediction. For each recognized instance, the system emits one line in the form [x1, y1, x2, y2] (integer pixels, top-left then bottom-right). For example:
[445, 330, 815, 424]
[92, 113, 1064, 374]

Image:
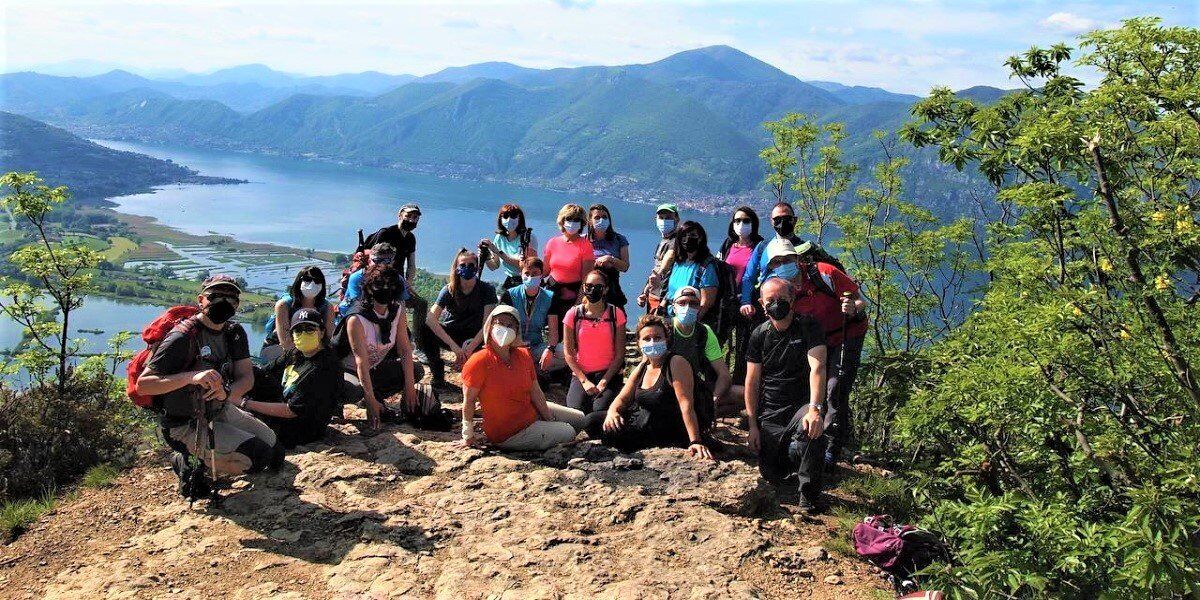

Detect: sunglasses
[205, 293, 240, 303]
[582, 283, 606, 293]
[772, 216, 796, 224]
[293, 324, 320, 334]
[371, 256, 395, 264]
[500, 211, 521, 219]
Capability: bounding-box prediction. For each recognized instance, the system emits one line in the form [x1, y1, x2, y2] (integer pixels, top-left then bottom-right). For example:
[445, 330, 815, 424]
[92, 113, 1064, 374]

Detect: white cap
[764, 238, 799, 263]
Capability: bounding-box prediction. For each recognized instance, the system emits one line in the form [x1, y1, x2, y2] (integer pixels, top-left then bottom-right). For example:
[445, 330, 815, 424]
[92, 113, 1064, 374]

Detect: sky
[1, 1, 1196, 94]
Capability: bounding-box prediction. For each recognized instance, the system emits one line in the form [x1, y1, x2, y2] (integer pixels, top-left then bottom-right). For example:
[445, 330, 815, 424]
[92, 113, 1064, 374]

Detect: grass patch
[62, 233, 110, 252]
[0, 487, 57, 541]
[838, 472, 917, 521]
[825, 504, 861, 557]
[102, 236, 138, 262]
[81, 463, 121, 489]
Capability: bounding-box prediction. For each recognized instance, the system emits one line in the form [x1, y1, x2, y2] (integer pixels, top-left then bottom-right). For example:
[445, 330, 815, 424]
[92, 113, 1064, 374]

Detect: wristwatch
[237, 397, 248, 409]
[808, 403, 823, 413]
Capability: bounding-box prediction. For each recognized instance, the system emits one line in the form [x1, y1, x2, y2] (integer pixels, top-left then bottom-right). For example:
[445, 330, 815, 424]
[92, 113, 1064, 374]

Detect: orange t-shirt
[461, 346, 539, 443]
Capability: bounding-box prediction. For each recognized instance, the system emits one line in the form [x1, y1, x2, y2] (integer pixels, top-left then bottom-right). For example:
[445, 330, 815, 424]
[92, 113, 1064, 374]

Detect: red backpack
[338, 248, 372, 301]
[126, 305, 202, 409]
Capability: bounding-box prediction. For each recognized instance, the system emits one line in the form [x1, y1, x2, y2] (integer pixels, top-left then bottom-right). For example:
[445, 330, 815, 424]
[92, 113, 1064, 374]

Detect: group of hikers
[131, 199, 867, 513]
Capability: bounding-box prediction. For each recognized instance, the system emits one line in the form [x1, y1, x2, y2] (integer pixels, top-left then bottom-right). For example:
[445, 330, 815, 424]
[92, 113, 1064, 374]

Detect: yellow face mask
[292, 330, 322, 354]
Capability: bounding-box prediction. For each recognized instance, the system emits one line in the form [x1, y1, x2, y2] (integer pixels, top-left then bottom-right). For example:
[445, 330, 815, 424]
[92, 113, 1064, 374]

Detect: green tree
[0, 172, 100, 392]
[898, 18, 1200, 597]
[761, 114, 857, 244]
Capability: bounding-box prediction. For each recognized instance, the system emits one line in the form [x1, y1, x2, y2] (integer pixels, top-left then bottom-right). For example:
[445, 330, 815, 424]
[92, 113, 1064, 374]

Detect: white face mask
[299, 281, 323, 299]
[734, 222, 752, 237]
[562, 220, 583, 235]
[491, 324, 517, 347]
[502, 217, 520, 232]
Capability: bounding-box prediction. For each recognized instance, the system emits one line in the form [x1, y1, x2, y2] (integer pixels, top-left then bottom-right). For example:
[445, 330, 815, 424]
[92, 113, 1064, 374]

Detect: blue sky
[2, 1, 1196, 93]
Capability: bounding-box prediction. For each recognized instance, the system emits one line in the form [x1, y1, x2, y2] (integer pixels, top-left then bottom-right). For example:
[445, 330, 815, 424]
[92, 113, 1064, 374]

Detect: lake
[98, 139, 731, 286]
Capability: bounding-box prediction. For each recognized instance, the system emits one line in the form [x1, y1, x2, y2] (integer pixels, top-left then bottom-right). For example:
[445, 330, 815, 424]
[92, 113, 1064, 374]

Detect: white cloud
[1041, 12, 1097, 33]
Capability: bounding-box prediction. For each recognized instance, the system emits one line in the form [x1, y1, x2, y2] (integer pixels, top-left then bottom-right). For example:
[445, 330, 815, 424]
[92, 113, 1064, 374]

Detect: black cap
[289, 308, 323, 330]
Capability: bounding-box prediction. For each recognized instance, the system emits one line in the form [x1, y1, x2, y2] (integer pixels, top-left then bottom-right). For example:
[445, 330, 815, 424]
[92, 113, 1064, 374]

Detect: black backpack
[691, 257, 739, 346]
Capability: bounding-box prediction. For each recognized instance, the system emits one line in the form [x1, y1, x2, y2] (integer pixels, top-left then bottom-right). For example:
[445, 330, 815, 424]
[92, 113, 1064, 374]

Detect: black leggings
[565, 370, 621, 414]
[583, 409, 688, 453]
[419, 321, 478, 383]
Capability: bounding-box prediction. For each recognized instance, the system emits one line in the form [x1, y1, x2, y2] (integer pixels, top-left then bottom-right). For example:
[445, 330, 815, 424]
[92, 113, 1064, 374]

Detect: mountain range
[0, 46, 1006, 211]
[0, 111, 239, 200]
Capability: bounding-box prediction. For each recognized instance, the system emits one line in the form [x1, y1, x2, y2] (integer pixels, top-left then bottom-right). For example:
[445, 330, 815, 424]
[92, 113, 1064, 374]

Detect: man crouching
[137, 275, 282, 498]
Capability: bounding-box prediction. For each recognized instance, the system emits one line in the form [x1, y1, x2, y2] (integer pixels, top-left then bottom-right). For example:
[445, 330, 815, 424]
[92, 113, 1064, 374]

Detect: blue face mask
[771, 262, 799, 281]
[502, 217, 520, 232]
[674, 305, 698, 326]
[641, 340, 668, 358]
[593, 217, 610, 232]
[656, 218, 676, 234]
[456, 263, 479, 281]
[523, 275, 542, 290]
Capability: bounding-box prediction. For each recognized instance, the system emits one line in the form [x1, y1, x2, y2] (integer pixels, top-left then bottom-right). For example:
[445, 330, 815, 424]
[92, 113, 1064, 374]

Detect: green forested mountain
[0, 45, 997, 211]
[0, 111, 237, 200]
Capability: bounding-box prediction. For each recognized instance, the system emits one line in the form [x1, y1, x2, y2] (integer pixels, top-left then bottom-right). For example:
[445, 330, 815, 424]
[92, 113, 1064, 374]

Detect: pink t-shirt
[543, 235, 594, 290]
[724, 243, 755, 284]
[562, 305, 627, 373]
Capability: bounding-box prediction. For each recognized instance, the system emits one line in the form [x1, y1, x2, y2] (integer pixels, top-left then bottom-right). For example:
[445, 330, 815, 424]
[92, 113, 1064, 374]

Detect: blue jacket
[507, 285, 555, 349]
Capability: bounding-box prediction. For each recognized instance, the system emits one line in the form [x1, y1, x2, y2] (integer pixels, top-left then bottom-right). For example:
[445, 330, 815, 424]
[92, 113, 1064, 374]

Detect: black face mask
[773, 218, 796, 237]
[370, 286, 397, 304]
[582, 285, 606, 302]
[400, 220, 418, 232]
[765, 298, 792, 321]
[204, 299, 237, 324]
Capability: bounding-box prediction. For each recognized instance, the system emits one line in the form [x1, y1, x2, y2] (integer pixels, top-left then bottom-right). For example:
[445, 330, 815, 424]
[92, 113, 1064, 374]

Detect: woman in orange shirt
[459, 305, 586, 451]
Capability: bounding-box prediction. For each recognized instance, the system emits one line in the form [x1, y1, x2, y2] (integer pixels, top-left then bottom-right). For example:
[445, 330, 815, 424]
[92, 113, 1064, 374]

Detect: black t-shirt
[145, 320, 250, 421]
[745, 316, 825, 425]
[361, 225, 417, 262]
[261, 348, 342, 448]
[435, 281, 497, 333]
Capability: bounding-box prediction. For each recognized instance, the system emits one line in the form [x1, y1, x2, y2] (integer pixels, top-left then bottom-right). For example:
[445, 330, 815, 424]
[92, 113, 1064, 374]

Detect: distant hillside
[0, 112, 240, 200]
[0, 45, 997, 213]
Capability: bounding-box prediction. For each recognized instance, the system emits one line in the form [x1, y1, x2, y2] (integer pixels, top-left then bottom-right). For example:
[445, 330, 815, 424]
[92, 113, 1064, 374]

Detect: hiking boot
[413, 407, 457, 432]
[171, 451, 211, 500]
[796, 494, 827, 515]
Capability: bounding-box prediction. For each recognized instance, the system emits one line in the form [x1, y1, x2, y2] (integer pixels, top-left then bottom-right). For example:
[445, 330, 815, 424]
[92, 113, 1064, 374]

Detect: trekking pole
[838, 292, 852, 379]
[207, 397, 223, 509]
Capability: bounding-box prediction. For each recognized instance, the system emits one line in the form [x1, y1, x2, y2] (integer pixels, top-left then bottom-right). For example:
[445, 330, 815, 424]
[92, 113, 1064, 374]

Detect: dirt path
[1, 393, 888, 599]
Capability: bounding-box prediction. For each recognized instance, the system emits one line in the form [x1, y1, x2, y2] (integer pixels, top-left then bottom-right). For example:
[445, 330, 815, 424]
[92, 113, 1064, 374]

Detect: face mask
[456, 263, 478, 281]
[656, 218, 676, 234]
[773, 218, 796, 237]
[523, 275, 543, 290]
[400, 219, 418, 231]
[502, 217, 520, 232]
[593, 217, 609, 232]
[765, 298, 792, 321]
[299, 280, 322, 299]
[641, 340, 668, 358]
[292, 330, 321, 354]
[674, 305, 698, 326]
[562, 220, 583, 235]
[583, 285, 606, 303]
[370, 286, 397, 304]
[734, 222, 752, 237]
[772, 262, 799, 281]
[490, 324, 517, 347]
[204, 298, 237, 324]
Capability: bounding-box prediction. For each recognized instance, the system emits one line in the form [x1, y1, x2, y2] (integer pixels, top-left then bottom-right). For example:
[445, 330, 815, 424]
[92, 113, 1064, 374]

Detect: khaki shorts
[168, 403, 277, 475]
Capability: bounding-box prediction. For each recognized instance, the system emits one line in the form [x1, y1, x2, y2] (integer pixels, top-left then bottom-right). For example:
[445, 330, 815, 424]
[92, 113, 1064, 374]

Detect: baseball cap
[289, 308, 323, 330]
[399, 203, 422, 216]
[655, 202, 679, 216]
[673, 286, 700, 302]
[764, 238, 799, 263]
[201, 274, 241, 294]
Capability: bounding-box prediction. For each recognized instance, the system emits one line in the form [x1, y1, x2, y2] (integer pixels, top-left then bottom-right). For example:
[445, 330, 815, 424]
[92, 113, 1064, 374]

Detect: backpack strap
[806, 263, 839, 299]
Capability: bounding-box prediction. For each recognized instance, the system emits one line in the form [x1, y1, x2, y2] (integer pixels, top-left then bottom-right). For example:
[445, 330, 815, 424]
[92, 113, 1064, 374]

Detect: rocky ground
[1, 372, 890, 599]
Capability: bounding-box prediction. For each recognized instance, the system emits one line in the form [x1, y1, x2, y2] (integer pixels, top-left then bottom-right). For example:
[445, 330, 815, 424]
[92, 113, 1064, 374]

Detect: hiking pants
[407, 293, 429, 350]
[418, 321, 477, 384]
[757, 409, 826, 503]
[497, 403, 586, 451]
[166, 404, 279, 476]
[565, 370, 622, 414]
[824, 334, 864, 457]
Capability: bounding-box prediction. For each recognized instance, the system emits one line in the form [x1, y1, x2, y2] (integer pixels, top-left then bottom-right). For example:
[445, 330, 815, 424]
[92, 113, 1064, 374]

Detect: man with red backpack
[135, 275, 282, 498]
[763, 238, 867, 468]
